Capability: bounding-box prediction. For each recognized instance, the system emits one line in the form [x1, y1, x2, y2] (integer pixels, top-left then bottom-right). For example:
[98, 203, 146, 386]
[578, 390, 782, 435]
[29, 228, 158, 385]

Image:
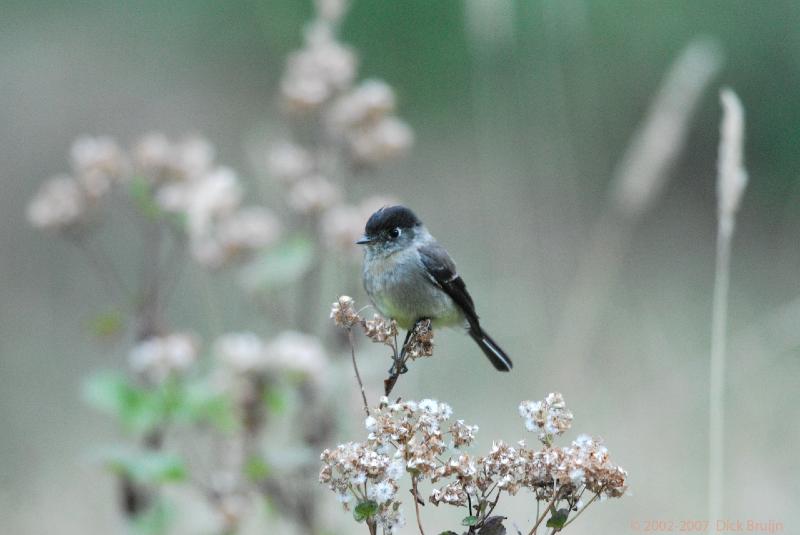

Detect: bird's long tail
[468, 327, 513, 371]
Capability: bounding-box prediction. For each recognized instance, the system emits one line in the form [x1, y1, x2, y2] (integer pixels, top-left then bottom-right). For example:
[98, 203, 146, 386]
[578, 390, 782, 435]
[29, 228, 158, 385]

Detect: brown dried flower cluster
[362, 315, 399, 345]
[329, 296, 399, 344]
[518, 392, 574, 445]
[319, 397, 465, 533]
[429, 432, 628, 509]
[404, 319, 433, 360]
[321, 394, 628, 533]
[319, 441, 406, 534]
[27, 134, 281, 269]
[330, 295, 362, 329]
[364, 398, 457, 478]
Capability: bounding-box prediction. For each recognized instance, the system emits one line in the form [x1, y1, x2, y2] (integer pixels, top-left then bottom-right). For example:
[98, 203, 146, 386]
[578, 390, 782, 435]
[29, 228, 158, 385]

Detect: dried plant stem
[708, 225, 731, 524]
[547, 39, 722, 370]
[527, 493, 559, 535]
[69, 234, 131, 304]
[561, 491, 600, 528]
[298, 214, 324, 333]
[137, 219, 165, 338]
[412, 476, 426, 535]
[708, 88, 747, 524]
[347, 329, 370, 417]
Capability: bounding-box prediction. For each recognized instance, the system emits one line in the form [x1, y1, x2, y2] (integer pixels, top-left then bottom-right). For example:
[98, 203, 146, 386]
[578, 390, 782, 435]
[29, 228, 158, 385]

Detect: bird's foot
[387, 360, 408, 375]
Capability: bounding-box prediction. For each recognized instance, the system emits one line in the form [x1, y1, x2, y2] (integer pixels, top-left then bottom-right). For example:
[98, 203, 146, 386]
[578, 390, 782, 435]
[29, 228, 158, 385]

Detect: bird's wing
[418, 243, 479, 326]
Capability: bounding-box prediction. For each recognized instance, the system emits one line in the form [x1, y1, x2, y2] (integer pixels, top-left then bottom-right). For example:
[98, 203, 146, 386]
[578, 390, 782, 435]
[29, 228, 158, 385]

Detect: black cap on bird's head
[357, 205, 422, 245]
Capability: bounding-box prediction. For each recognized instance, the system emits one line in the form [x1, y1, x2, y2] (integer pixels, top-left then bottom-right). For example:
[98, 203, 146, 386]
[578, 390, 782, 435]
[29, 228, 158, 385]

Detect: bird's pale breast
[363, 247, 463, 330]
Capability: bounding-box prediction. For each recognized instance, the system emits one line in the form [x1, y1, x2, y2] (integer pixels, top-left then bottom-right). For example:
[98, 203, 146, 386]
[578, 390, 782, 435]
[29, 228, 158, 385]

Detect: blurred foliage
[239, 234, 315, 292]
[4, 0, 800, 533]
[100, 448, 187, 485]
[83, 372, 238, 434]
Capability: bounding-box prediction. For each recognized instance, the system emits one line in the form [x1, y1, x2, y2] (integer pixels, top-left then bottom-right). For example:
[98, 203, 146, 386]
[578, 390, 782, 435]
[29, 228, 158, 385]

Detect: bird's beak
[355, 235, 372, 245]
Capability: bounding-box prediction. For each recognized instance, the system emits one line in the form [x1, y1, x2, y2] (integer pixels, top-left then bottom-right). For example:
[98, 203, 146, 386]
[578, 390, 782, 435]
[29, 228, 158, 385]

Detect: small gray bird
[357, 205, 512, 371]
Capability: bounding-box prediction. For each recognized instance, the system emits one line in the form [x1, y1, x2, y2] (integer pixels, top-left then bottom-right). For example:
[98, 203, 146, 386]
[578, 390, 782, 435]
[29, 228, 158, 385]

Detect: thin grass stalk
[347, 328, 370, 417]
[708, 88, 747, 524]
[412, 476, 426, 535]
[708, 217, 731, 524]
[547, 39, 722, 368]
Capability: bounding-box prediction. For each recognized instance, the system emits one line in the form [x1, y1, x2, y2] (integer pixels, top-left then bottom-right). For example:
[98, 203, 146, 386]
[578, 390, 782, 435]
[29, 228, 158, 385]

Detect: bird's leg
[389, 329, 414, 375]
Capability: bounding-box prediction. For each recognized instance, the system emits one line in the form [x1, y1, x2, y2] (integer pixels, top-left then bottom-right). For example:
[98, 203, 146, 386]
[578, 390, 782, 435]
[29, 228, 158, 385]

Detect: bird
[357, 205, 512, 372]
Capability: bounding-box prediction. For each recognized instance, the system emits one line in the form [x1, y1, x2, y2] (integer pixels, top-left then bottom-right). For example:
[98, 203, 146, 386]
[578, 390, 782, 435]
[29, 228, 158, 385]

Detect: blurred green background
[2, 0, 799, 533]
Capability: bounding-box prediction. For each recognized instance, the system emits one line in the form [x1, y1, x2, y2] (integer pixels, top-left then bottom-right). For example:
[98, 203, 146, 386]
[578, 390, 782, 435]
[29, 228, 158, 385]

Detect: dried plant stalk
[708, 88, 747, 523]
[548, 39, 723, 368]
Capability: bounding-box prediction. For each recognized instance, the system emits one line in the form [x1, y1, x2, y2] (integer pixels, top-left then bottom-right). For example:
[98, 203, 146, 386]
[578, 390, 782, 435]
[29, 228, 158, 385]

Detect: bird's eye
[390, 227, 401, 239]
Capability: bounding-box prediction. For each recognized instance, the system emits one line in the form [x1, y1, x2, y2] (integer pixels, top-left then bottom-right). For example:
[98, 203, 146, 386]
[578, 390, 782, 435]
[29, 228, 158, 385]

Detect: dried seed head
[518, 392, 573, 444]
[314, 0, 349, 24]
[27, 175, 87, 231]
[348, 116, 414, 166]
[326, 79, 396, 133]
[287, 175, 341, 214]
[405, 319, 433, 360]
[70, 136, 129, 198]
[330, 295, 361, 328]
[362, 314, 398, 345]
[281, 28, 357, 113]
[129, 332, 198, 383]
[717, 88, 748, 235]
[266, 141, 315, 185]
[321, 396, 628, 528]
[216, 207, 282, 253]
[265, 331, 327, 381]
[214, 331, 269, 374]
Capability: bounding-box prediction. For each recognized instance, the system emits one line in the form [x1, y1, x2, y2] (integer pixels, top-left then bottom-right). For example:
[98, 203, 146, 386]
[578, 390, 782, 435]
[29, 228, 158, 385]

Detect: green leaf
[462, 515, 478, 527]
[83, 373, 180, 433]
[128, 176, 161, 220]
[100, 448, 187, 484]
[83, 373, 154, 431]
[83, 372, 133, 413]
[88, 309, 124, 338]
[264, 387, 288, 414]
[132, 498, 175, 535]
[353, 500, 379, 522]
[245, 456, 270, 481]
[477, 516, 507, 535]
[546, 509, 569, 529]
[178, 382, 236, 431]
[239, 235, 315, 291]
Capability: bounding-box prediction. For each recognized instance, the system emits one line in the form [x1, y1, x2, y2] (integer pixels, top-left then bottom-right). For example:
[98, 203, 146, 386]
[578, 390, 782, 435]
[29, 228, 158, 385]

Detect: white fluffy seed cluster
[128, 332, 198, 383]
[267, 0, 412, 258]
[214, 330, 327, 381]
[319, 397, 460, 533]
[319, 442, 406, 534]
[27, 135, 130, 230]
[429, 433, 628, 507]
[278, 13, 413, 165]
[518, 392, 574, 444]
[329, 295, 361, 329]
[27, 134, 281, 269]
[321, 394, 628, 522]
